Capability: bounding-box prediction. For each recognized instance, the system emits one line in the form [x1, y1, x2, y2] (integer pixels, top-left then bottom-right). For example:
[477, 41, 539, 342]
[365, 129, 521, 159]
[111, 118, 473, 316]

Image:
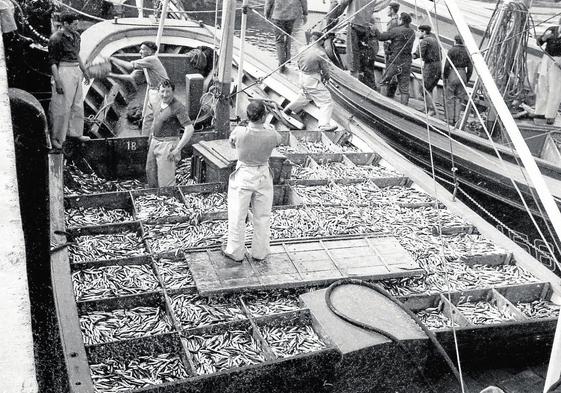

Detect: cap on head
[247, 100, 266, 122]
[454, 34, 463, 44]
[60, 11, 79, 25]
[158, 79, 175, 91]
[389, 2, 400, 12]
[141, 41, 158, 53]
[418, 24, 431, 33]
[400, 12, 412, 25]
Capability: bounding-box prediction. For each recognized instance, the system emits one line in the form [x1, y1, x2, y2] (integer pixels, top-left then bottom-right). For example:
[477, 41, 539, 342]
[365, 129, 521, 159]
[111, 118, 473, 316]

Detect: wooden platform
[187, 235, 423, 296]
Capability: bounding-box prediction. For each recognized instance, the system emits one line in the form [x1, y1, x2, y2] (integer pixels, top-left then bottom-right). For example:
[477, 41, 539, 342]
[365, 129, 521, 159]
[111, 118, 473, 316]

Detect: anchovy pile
[455, 300, 516, 325]
[277, 141, 339, 154]
[291, 162, 401, 180]
[134, 194, 190, 221]
[72, 265, 159, 301]
[69, 232, 147, 263]
[155, 258, 195, 289]
[80, 306, 173, 345]
[64, 164, 143, 195]
[90, 353, 188, 392]
[185, 329, 265, 374]
[171, 293, 246, 329]
[176, 159, 195, 185]
[260, 324, 326, 358]
[145, 221, 229, 253]
[65, 206, 132, 227]
[242, 290, 302, 317]
[183, 192, 227, 213]
[516, 299, 560, 319]
[416, 306, 457, 329]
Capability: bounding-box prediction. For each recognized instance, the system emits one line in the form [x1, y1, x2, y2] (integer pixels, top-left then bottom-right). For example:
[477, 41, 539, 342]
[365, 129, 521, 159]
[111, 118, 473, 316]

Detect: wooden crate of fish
[155, 256, 196, 291]
[86, 333, 192, 392]
[64, 162, 144, 196]
[72, 256, 161, 301]
[65, 191, 135, 228]
[399, 283, 559, 365]
[77, 291, 176, 346]
[240, 289, 306, 318]
[68, 222, 149, 264]
[132, 188, 192, 223]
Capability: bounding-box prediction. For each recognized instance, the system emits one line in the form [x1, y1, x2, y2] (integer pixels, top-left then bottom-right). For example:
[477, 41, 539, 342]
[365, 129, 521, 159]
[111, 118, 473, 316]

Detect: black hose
[325, 278, 468, 393]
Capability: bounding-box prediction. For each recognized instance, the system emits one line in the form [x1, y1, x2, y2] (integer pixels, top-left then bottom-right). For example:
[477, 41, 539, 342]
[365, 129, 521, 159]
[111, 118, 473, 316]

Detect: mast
[235, 0, 249, 118]
[216, 0, 237, 139]
[155, 0, 170, 50]
[135, 0, 144, 17]
[442, 1, 561, 390]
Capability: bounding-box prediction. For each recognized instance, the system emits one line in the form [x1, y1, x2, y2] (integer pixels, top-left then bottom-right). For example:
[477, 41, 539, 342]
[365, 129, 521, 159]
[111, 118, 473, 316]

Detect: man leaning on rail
[222, 100, 283, 263]
[48, 11, 91, 152]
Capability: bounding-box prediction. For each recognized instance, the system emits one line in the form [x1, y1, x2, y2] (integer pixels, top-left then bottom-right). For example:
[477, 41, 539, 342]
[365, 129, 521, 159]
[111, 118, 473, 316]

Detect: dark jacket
[415, 33, 440, 63]
[377, 25, 415, 63]
[443, 44, 473, 80]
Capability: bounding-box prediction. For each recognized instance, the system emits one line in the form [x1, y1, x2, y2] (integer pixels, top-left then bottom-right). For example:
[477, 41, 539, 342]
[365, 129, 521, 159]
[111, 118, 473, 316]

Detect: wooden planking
[188, 235, 422, 296]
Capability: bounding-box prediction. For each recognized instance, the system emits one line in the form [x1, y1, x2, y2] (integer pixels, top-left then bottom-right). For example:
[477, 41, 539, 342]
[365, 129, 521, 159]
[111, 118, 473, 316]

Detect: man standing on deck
[374, 12, 415, 105]
[145, 80, 194, 188]
[283, 31, 336, 131]
[265, 0, 309, 73]
[384, 2, 400, 69]
[48, 11, 91, 151]
[533, 18, 561, 125]
[328, 0, 380, 80]
[223, 100, 282, 263]
[443, 35, 473, 126]
[109, 41, 169, 135]
[413, 25, 441, 116]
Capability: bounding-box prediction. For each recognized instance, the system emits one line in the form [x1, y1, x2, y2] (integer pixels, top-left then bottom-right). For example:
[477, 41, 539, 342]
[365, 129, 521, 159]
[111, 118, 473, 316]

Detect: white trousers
[145, 137, 179, 188]
[286, 73, 333, 128]
[225, 164, 274, 260]
[535, 55, 561, 119]
[49, 65, 84, 147]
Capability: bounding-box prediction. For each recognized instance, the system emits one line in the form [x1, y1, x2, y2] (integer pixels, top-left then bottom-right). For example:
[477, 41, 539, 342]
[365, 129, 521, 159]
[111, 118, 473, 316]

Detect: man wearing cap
[413, 25, 441, 116]
[328, 0, 380, 79]
[223, 100, 283, 263]
[283, 31, 336, 131]
[48, 11, 91, 150]
[384, 2, 400, 65]
[110, 41, 169, 135]
[443, 35, 473, 125]
[145, 80, 194, 188]
[265, 0, 308, 73]
[375, 12, 415, 105]
[533, 17, 561, 125]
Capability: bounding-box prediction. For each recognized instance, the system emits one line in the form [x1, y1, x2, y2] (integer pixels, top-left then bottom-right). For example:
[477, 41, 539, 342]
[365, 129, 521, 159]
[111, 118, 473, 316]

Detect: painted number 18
[126, 141, 137, 151]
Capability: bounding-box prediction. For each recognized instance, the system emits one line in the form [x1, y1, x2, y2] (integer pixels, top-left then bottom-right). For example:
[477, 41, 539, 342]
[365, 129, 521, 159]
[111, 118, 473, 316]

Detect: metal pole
[155, 0, 170, 50]
[442, 1, 561, 389]
[135, 0, 144, 17]
[235, 0, 249, 118]
[216, 0, 237, 139]
[141, 0, 169, 117]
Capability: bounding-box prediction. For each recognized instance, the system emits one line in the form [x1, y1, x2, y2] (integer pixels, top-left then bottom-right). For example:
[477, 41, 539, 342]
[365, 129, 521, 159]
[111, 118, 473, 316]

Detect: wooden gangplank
[187, 235, 423, 296]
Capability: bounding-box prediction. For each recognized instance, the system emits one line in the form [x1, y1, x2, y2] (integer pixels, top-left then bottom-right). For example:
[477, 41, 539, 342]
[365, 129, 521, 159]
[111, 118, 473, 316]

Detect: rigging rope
[415, 1, 466, 390]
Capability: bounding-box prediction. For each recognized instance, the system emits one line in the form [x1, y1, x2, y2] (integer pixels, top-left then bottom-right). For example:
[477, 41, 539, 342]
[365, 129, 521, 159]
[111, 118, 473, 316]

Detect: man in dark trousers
[443, 35, 473, 126]
[223, 100, 283, 262]
[48, 11, 91, 150]
[384, 2, 400, 66]
[413, 25, 441, 116]
[375, 12, 415, 105]
[328, 0, 380, 80]
[533, 17, 561, 125]
[265, 0, 309, 73]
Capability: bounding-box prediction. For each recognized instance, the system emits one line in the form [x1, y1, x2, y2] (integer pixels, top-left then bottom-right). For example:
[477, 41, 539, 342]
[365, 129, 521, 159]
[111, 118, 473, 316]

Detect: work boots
[400, 93, 409, 106]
